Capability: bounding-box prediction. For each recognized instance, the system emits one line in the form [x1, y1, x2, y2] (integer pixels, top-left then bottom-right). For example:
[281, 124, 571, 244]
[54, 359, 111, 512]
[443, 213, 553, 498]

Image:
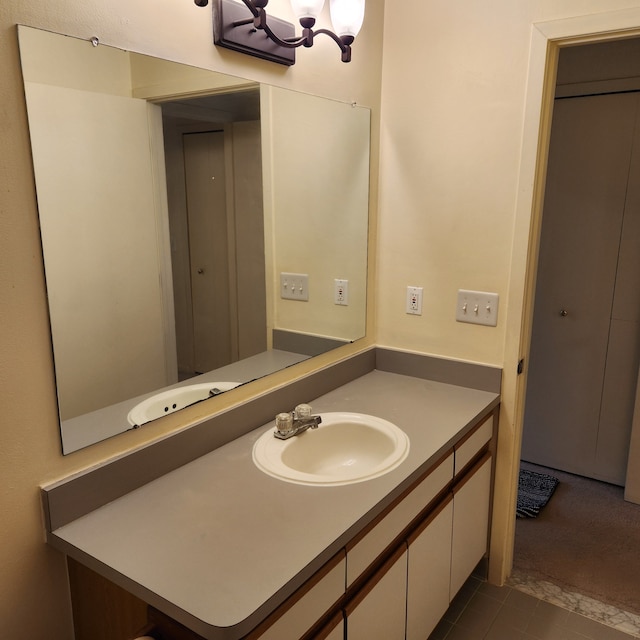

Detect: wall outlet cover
[406, 286, 423, 315]
[334, 278, 349, 305]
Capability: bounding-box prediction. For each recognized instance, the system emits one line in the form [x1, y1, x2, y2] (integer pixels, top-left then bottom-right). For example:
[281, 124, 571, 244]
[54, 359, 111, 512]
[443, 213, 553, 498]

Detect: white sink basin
[252, 412, 410, 486]
[127, 382, 241, 426]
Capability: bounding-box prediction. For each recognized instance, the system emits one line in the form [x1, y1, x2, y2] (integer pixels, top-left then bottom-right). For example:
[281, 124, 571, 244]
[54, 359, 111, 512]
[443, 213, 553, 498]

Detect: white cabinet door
[345, 546, 407, 640]
[450, 454, 492, 600]
[406, 496, 453, 640]
[346, 452, 453, 586]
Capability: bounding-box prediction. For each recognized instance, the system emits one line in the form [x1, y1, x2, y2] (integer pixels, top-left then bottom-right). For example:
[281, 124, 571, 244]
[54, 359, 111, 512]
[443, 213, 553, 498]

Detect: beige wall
[0, 1, 382, 637]
[263, 85, 369, 342]
[379, 1, 640, 584]
[5, 0, 640, 638]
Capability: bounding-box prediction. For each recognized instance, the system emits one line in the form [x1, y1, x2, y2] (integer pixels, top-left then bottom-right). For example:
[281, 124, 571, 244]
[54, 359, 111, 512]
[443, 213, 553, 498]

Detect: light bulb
[329, 0, 365, 38]
[289, 0, 325, 20]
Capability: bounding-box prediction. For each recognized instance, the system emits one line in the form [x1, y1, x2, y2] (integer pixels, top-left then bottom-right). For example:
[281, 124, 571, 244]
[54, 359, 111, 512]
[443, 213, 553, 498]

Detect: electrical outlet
[280, 273, 309, 301]
[456, 289, 499, 326]
[406, 286, 423, 315]
[334, 279, 349, 305]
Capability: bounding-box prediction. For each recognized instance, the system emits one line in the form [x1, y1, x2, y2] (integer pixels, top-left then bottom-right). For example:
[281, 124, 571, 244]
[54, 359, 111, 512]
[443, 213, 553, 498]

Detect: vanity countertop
[48, 369, 499, 639]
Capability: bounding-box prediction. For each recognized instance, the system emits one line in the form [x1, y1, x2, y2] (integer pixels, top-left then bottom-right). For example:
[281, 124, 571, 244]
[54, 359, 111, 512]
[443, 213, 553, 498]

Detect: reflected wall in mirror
[18, 26, 370, 454]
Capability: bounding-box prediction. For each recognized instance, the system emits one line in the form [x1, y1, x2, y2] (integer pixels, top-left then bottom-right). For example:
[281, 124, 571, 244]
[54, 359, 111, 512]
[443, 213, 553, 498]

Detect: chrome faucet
[274, 404, 322, 439]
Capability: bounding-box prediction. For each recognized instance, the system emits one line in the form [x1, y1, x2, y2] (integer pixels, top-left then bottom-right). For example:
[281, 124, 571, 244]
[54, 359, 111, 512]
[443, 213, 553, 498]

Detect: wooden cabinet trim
[346, 449, 453, 553]
[68, 557, 148, 640]
[147, 608, 206, 640]
[242, 550, 346, 640]
[343, 543, 408, 616]
[454, 410, 496, 479]
[345, 453, 453, 593]
[300, 610, 344, 640]
[406, 492, 453, 545]
[452, 451, 492, 495]
[455, 412, 493, 450]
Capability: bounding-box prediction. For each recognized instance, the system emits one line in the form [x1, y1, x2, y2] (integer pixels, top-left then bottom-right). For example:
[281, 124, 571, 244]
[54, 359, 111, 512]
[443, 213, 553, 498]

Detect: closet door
[604, 105, 640, 485]
[522, 92, 640, 484]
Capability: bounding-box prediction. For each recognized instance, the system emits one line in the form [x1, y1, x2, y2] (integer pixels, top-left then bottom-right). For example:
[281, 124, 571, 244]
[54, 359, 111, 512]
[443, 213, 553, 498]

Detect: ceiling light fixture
[194, 0, 365, 66]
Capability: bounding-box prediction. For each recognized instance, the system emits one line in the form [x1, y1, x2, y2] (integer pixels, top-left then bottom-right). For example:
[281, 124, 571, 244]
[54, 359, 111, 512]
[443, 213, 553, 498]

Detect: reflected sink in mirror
[252, 413, 410, 486]
[127, 382, 241, 427]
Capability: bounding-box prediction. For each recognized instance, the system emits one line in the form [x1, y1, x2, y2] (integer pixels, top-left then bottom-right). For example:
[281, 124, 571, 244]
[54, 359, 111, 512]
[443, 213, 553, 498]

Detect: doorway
[181, 129, 234, 373]
[515, 36, 640, 615]
[521, 83, 640, 487]
[160, 90, 267, 379]
[522, 39, 640, 485]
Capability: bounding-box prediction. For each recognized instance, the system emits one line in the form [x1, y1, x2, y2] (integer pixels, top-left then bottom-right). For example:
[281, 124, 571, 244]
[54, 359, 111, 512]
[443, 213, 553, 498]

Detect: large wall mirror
[18, 26, 370, 454]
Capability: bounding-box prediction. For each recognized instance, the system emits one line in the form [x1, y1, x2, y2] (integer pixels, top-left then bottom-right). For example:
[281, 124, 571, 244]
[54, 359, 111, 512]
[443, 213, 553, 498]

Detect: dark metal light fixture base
[213, 0, 296, 66]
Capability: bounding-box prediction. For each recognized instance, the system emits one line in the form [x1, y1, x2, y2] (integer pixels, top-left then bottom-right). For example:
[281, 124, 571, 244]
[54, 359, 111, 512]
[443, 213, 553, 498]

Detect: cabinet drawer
[454, 414, 493, 475]
[346, 452, 453, 586]
[245, 551, 346, 640]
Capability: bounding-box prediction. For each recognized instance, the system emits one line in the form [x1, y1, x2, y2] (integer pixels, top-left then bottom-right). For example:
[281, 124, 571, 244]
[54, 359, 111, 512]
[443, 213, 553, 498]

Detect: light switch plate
[280, 273, 309, 301]
[456, 289, 499, 326]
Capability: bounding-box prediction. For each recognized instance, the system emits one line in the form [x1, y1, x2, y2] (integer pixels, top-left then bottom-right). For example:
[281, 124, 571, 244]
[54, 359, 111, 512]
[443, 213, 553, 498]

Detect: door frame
[491, 9, 640, 585]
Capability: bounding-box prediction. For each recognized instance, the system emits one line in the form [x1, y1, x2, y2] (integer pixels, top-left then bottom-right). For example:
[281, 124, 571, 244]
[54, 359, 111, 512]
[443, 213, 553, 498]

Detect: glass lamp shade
[329, 0, 365, 38]
[289, 0, 325, 20]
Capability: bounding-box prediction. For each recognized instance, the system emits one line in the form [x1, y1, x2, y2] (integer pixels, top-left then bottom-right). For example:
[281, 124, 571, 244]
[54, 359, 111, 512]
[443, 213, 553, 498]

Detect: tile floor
[428, 575, 637, 640]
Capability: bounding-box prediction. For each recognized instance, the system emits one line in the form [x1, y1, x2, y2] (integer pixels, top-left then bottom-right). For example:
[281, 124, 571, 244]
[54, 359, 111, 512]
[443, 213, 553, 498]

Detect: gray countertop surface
[50, 369, 499, 639]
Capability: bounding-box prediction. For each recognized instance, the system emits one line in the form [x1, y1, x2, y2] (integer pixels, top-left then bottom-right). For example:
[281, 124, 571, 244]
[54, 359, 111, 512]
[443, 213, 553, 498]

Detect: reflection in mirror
[161, 88, 266, 379]
[18, 26, 370, 454]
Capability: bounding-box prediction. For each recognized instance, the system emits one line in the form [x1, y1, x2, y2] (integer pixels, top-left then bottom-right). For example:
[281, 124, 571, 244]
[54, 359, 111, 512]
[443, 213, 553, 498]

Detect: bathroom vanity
[41, 349, 500, 640]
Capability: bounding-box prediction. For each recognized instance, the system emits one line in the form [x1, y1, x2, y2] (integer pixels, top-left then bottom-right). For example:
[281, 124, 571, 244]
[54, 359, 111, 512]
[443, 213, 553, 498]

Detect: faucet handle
[294, 404, 312, 419]
[275, 412, 294, 435]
